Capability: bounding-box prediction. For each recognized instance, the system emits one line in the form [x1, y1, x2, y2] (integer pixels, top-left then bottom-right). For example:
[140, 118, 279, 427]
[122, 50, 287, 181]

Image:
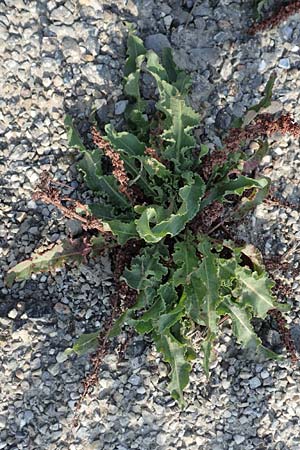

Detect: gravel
[1, 0, 300, 449]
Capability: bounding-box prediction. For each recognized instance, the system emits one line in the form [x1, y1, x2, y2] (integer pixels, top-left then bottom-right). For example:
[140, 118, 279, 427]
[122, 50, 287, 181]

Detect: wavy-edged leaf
[153, 331, 193, 407]
[104, 220, 138, 245]
[124, 30, 147, 77]
[105, 124, 145, 156]
[234, 177, 270, 218]
[88, 203, 133, 221]
[221, 297, 262, 349]
[128, 297, 166, 334]
[173, 237, 198, 287]
[234, 266, 289, 318]
[6, 239, 87, 287]
[104, 125, 158, 199]
[186, 243, 220, 332]
[122, 245, 168, 291]
[141, 155, 172, 179]
[135, 174, 205, 243]
[78, 149, 103, 188]
[162, 47, 191, 93]
[64, 114, 86, 151]
[161, 94, 200, 166]
[220, 297, 282, 360]
[124, 32, 148, 134]
[146, 57, 199, 168]
[201, 175, 268, 210]
[78, 152, 131, 209]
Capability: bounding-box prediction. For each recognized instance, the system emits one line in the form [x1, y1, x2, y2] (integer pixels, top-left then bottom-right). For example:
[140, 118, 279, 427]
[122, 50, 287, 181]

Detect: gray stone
[115, 100, 128, 115]
[48, 364, 60, 376]
[95, 98, 108, 122]
[30, 358, 41, 371]
[66, 219, 82, 237]
[8, 308, 18, 319]
[234, 435, 245, 445]
[50, 6, 75, 25]
[62, 37, 82, 63]
[260, 370, 270, 380]
[278, 58, 291, 69]
[156, 432, 167, 446]
[249, 377, 261, 389]
[56, 351, 68, 364]
[128, 374, 141, 386]
[145, 34, 171, 54]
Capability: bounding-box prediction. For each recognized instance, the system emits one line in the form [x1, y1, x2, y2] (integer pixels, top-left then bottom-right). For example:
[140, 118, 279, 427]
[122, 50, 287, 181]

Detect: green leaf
[202, 332, 215, 378]
[161, 95, 200, 166]
[64, 114, 86, 151]
[161, 47, 192, 93]
[129, 297, 166, 334]
[153, 332, 193, 407]
[234, 266, 288, 318]
[122, 245, 168, 291]
[147, 50, 168, 81]
[141, 155, 172, 179]
[88, 203, 133, 221]
[78, 152, 131, 209]
[105, 124, 145, 156]
[201, 175, 268, 210]
[146, 57, 199, 168]
[173, 238, 198, 287]
[5, 239, 88, 287]
[248, 72, 276, 116]
[135, 175, 205, 243]
[221, 297, 262, 349]
[124, 31, 147, 77]
[186, 243, 220, 332]
[70, 332, 99, 356]
[78, 150, 103, 188]
[234, 177, 270, 218]
[231, 73, 276, 128]
[104, 220, 138, 245]
[221, 297, 282, 360]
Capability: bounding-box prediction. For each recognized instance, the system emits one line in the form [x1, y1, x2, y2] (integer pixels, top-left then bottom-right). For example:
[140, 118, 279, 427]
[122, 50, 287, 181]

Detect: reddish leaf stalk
[145, 146, 163, 163]
[33, 172, 110, 237]
[91, 127, 134, 201]
[249, 1, 300, 35]
[202, 113, 300, 179]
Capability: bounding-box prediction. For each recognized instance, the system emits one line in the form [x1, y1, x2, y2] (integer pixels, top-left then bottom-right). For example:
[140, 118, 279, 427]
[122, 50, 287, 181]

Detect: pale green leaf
[104, 220, 138, 245]
[235, 266, 288, 318]
[124, 31, 146, 76]
[173, 238, 198, 287]
[135, 175, 205, 243]
[64, 114, 86, 151]
[153, 332, 193, 407]
[6, 240, 87, 287]
[70, 332, 99, 356]
[122, 246, 168, 291]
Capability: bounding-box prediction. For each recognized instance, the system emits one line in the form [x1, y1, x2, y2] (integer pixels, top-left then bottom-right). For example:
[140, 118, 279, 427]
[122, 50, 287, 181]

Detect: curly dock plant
[7, 30, 299, 407]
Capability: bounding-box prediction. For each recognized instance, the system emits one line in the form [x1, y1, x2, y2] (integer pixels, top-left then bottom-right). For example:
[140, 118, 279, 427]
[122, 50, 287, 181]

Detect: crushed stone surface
[1, 0, 300, 449]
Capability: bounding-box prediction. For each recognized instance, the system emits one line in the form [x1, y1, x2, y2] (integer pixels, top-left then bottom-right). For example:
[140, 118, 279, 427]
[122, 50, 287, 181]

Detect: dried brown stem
[202, 113, 300, 179]
[249, 1, 300, 35]
[91, 127, 135, 201]
[33, 172, 111, 237]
